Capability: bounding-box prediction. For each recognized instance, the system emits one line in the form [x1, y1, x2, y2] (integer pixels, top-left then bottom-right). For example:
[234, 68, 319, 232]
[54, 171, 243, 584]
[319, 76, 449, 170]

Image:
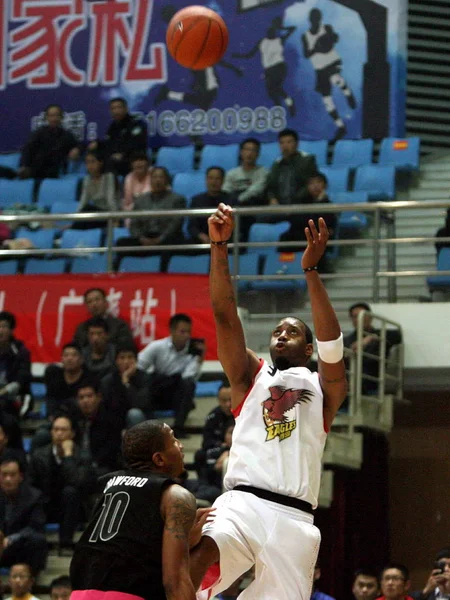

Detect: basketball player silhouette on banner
[302, 8, 357, 141]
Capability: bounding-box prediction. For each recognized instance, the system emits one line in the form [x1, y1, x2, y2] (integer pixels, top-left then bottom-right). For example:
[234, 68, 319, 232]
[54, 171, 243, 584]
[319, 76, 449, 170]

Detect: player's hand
[302, 218, 329, 270]
[208, 203, 234, 243]
[189, 507, 216, 549]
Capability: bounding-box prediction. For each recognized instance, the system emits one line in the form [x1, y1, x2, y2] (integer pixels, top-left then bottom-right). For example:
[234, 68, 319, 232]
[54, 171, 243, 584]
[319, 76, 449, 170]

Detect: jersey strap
[231, 358, 264, 418]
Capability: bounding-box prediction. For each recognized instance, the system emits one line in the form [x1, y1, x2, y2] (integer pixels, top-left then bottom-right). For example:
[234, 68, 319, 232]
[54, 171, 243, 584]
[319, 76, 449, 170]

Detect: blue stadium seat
[24, 258, 66, 275]
[0, 153, 20, 170]
[299, 140, 328, 167]
[229, 253, 259, 291]
[119, 256, 161, 273]
[0, 179, 34, 205]
[195, 380, 223, 397]
[50, 201, 79, 214]
[199, 144, 239, 172]
[14, 228, 57, 249]
[37, 178, 80, 208]
[379, 137, 420, 171]
[427, 248, 450, 291]
[331, 192, 370, 231]
[251, 253, 306, 291]
[0, 260, 19, 275]
[320, 167, 350, 193]
[172, 172, 205, 200]
[247, 221, 291, 256]
[354, 165, 396, 200]
[65, 161, 88, 176]
[156, 146, 195, 174]
[113, 227, 130, 244]
[31, 382, 46, 398]
[60, 228, 103, 249]
[332, 139, 374, 168]
[71, 255, 108, 274]
[258, 142, 280, 169]
[168, 254, 209, 274]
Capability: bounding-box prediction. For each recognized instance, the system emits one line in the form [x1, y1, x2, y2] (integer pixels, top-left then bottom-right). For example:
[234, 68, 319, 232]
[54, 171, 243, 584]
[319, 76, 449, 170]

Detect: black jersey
[70, 469, 175, 600]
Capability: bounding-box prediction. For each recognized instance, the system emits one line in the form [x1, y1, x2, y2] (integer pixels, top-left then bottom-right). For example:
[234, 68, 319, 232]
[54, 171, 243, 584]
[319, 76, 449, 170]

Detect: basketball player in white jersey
[302, 8, 356, 141]
[190, 204, 347, 599]
[233, 17, 296, 116]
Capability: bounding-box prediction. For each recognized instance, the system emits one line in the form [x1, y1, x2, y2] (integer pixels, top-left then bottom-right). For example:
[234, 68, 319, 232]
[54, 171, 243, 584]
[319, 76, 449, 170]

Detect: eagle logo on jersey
[262, 386, 314, 442]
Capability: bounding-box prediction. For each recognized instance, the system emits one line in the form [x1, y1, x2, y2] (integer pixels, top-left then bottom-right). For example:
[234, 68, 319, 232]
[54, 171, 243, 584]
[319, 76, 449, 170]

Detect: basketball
[166, 6, 229, 70]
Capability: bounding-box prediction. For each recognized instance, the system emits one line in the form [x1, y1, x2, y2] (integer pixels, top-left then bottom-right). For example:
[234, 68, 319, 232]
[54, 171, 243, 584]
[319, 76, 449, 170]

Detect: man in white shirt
[138, 313, 205, 438]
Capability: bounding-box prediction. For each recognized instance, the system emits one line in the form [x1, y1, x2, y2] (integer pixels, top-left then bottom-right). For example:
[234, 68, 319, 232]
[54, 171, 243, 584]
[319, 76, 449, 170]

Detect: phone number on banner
[146, 107, 287, 137]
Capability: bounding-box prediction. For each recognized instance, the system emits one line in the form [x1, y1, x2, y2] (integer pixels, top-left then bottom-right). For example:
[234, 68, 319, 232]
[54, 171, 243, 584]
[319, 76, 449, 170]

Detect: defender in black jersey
[70, 421, 212, 600]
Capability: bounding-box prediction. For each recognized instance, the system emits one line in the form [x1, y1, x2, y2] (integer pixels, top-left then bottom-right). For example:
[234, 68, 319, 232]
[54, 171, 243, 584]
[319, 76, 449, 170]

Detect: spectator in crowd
[74, 288, 134, 348]
[138, 313, 205, 438]
[18, 104, 81, 179]
[0, 312, 32, 417]
[379, 564, 414, 600]
[77, 150, 119, 215]
[90, 98, 147, 176]
[28, 416, 84, 553]
[311, 562, 336, 600]
[122, 151, 153, 212]
[0, 416, 26, 466]
[266, 128, 318, 208]
[411, 547, 450, 600]
[116, 167, 186, 270]
[5, 563, 41, 600]
[352, 568, 380, 600]
[188, 167, 231, 245]
[0, 457, 48, 574]
[435, 208, 450, 256]
[49, 576, 72, 600]
[344, 302, 402, 394]
[81, 318, 115, 379]
[204, 422, 234, 489]
[100, 345, 150, 427]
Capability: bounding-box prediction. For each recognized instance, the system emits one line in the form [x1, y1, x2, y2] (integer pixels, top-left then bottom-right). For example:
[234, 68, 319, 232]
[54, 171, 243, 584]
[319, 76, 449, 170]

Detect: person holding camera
[412, 548, 450, 600]
[137, 313, 205, 438]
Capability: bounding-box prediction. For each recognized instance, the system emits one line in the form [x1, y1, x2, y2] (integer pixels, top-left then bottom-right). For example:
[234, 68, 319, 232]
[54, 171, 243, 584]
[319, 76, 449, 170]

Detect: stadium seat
[172, 172, 205, 200]
[50, 201, 79, 214]
[195, 380, 223, 397]
[229, 253, 259, 291]
[259, 142, 280, 168]
[168, 254, 209, 274]
[0, 179, 34, 205]
[71, 255, 108, 274]
[113, 227, 130, 244]
[0, 260, 19, 275]
[24, 258, 66, 275]
[119, 256, 161, 273]
[320, 167, 350, 193]
[14, 228, 57, 249]
[247, 221, 291, 256]
[65, 160, 88, 176]
[37, 178, 80, 208]
[199, 144, 239, 172]
[156, 146, 195, 174]
[60, 228, 103, 249]
[354, 165, 396, 200]
[427, 248, 450, 291]
[251, 253, 306, 291]
[332, 139, 374, 168]
[299, 140, 328, 167]
[331, 192, 370, 231]
[379, 137, 420, 171]
[0, 153, 20, 171]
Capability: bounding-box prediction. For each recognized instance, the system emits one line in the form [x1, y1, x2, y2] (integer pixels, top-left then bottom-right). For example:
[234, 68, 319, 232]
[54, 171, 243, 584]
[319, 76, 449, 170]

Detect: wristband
[303, 266, 318, 273]
[210, 239, 230, 246]
[316, 333, 344, 364]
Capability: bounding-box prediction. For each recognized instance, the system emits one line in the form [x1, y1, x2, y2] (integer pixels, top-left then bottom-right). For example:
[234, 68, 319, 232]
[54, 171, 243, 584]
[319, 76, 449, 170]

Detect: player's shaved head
[122, 421, 167, 470]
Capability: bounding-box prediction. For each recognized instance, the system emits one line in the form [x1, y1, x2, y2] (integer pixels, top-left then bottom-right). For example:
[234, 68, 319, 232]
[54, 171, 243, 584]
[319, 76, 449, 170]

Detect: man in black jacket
[28, 415, 85, 552]
[0, 456, 48, 573]
[0, 311, 32, 416]
[412, 548, 450, 600]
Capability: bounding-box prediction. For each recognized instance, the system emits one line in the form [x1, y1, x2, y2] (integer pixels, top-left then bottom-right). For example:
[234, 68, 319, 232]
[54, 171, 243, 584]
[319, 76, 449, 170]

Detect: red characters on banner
[5, 0, 166, 88]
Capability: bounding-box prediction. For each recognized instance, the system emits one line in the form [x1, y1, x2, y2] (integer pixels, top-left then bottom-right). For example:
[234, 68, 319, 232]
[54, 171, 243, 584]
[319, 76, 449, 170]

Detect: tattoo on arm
[165, 494, 196, 540]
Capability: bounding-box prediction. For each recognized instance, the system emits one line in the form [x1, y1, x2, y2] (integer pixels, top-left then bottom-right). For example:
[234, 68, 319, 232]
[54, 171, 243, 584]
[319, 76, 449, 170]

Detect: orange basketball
[166, 6, 229, 70]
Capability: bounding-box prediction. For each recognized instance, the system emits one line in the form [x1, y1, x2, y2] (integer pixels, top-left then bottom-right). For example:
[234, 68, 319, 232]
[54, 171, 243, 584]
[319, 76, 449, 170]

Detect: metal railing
[1, 200, 450, 302]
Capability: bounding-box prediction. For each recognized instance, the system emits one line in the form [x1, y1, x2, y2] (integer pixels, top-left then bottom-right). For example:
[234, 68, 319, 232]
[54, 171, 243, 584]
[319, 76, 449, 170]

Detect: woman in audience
[78, 151, 119, 214]
[122, 151, 153, 212]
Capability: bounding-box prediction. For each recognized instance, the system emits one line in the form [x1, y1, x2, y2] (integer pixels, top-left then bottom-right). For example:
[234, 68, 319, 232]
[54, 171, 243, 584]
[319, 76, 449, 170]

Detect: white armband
[316, 333, 344, 364]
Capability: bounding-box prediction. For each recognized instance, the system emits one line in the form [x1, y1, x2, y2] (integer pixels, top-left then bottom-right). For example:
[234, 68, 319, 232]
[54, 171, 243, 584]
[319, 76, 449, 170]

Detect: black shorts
[264, 62, 287, 91]
[316, 60, 342, 96]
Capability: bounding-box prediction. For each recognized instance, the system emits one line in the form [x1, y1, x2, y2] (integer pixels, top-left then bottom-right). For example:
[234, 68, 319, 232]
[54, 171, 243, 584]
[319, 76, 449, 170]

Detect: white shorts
[197, 490, 321, 600]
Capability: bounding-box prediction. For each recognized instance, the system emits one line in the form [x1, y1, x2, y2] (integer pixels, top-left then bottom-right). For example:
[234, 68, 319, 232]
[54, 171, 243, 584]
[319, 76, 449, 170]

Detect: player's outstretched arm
[208, 204, 261, 409]
[161, 484, 197, 600]
[302, 218, 348, 429]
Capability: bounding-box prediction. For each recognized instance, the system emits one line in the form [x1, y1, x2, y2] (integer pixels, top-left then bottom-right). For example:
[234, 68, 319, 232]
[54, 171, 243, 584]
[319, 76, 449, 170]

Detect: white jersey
[259, 37, 284, 69]
[304, 25, 340, 71]
[224, 360, 327, 508]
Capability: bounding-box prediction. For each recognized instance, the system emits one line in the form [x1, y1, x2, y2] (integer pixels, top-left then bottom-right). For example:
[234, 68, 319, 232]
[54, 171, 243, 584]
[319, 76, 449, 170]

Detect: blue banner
[0, 0, 407, 151]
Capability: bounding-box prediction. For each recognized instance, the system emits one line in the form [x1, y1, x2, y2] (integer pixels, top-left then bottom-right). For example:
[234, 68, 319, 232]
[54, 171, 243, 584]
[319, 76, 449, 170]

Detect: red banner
[0, 273, 218, 363]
